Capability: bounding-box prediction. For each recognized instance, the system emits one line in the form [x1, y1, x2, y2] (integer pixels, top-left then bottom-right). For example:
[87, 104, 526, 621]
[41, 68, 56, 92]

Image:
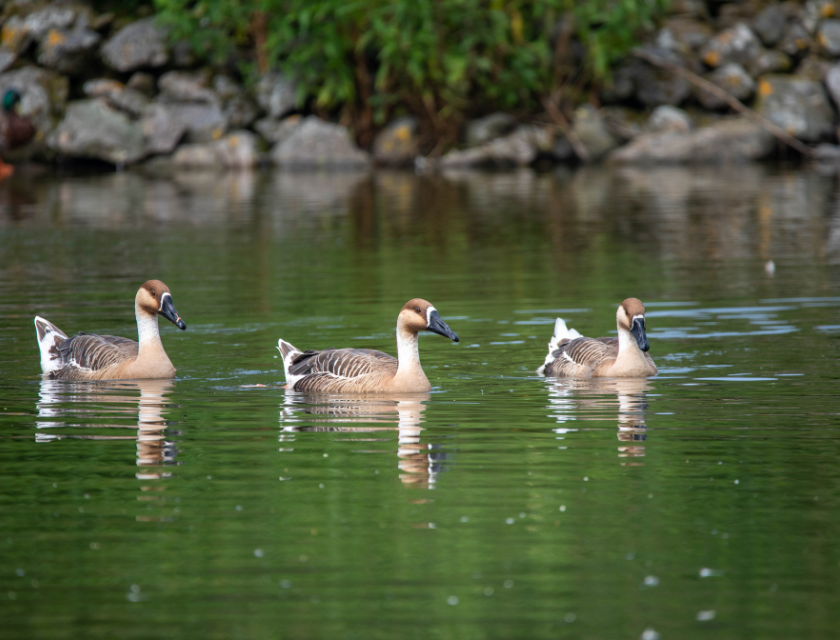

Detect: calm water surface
[1, 164, 839, 639]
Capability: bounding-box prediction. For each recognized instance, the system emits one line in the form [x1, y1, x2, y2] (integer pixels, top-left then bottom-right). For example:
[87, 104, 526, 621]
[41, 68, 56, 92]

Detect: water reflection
[279, 392, 446, 488]
[36, 378, 178, 476]
[546, 378, 650, 461]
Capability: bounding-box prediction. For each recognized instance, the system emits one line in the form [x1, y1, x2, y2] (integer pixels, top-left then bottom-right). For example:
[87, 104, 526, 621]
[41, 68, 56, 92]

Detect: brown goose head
[617, 297, 648, 352]
[136, 280, 187, 330]
[399, 298, 459, 342]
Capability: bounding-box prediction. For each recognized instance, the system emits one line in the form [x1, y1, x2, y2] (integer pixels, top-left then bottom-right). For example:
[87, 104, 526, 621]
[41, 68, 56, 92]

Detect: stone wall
[2, 0, 840, 169]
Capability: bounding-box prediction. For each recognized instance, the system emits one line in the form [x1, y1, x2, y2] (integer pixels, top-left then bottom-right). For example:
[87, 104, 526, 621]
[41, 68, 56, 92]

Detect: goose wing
[543, 336, 618, 378]
[288, 348, 398, 392]
[53, 333, 138, 378]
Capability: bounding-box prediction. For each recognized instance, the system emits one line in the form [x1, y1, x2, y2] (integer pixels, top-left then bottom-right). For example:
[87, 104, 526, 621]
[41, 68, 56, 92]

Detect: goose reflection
[36, 378, 179, 475]
[279, 392, 446, 488]
[546, 378, 651, 461]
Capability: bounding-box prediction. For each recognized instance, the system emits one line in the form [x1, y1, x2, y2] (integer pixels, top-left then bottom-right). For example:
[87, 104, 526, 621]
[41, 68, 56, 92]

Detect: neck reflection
[546, 377, 651, 462]
[279, 392, 444, 488]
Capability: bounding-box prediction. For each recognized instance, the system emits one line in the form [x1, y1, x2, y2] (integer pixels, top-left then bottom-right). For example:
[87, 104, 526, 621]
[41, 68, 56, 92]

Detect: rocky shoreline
[4, 0, 840, 170]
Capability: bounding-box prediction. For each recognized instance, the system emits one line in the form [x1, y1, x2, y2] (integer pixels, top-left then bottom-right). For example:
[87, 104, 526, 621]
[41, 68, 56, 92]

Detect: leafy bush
[154, 0, 668, 149]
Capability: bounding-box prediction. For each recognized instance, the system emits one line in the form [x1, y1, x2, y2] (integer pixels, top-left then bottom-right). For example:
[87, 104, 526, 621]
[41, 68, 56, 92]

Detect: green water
[1, 165, 839, 639]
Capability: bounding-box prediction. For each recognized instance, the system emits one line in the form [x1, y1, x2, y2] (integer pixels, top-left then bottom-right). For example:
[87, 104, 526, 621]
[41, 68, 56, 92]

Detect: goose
[34, 280, 187, 380]
[277, 298, 459, 393]
[538, 298, 657, 378]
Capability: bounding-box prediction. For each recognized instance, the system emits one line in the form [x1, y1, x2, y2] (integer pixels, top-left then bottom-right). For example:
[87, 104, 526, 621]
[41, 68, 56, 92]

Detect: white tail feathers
[537, 317, 582, 375]
[34, 316, 67, 375]
[277, 339, 302, 378]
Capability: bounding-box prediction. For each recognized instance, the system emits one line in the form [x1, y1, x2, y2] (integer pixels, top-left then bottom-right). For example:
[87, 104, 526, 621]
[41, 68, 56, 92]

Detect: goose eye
[150, 290, 156, 297]
[415, 307, 421, 314]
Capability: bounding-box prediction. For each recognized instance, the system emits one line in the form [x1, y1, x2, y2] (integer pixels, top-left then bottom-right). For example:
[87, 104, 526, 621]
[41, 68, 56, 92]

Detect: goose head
[136, 280, 187, 330]
[399, 299, 459, 342]
[617, 298, 648, 352]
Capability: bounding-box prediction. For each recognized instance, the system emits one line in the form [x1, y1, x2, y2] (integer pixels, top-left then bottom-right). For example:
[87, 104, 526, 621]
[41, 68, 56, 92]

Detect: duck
[278, 298, 459, 393]
[538, 298, 657, 378]
[34, 280, 187, 380]
[0, 88, 36, 179]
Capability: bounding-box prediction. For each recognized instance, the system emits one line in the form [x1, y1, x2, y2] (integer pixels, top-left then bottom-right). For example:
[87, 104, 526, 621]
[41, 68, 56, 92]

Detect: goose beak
[427, 310, 459, 342]
[159, 293, 187, 330]
[631, 317, 649, 352]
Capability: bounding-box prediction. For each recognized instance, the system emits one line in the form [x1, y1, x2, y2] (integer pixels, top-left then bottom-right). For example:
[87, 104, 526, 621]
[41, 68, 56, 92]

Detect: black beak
[159, 294, 187, 330]
[631, 317, 649, 352]
[427, 310, 459, 342]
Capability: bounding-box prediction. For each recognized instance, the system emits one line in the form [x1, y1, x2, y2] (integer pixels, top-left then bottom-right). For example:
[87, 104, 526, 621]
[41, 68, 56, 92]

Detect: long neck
[395, 325, 421, 375]
[616, 323, 647, 368]
[136, 302, 164, 359]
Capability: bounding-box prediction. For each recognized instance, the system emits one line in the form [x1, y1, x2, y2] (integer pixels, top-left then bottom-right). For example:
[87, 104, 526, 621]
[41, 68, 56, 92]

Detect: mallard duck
[34, 280, 187, 380]
[0, 88, 36, 178]
[278, 299, 460, 393]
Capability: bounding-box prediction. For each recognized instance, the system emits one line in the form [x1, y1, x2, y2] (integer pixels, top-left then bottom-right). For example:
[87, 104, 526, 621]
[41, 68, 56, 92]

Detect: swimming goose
[538, 298, 657, 378]
[277, 299, 459, 393]
[34, 280, 187, 380]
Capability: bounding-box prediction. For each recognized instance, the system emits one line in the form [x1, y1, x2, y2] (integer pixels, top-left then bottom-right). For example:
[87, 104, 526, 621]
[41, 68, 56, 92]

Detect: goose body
[34, 280, 187, 380]
[538, 298, 657, 378]
[278, 299, 459, 393]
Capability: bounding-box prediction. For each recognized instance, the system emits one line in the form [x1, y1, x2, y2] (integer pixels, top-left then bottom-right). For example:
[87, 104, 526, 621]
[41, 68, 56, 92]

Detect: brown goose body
[278, 299, 459, 393]
[34, 280, 187, 381]
[539, 298, 657, 378]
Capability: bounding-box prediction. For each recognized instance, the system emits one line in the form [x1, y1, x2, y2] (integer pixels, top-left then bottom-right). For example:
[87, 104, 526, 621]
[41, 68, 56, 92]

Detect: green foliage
[153, 0, 668, 142]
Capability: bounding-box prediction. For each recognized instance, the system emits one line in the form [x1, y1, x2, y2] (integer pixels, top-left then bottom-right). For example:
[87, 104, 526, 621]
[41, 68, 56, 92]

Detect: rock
[666, 0, 708, 20]
[633, 49, 693, 107]
[817, 19, 840, 55]
[213, 76, 258, 129]
[141, 103, 187, 155]
[255, 72, 297, 119]
[795, 55, 832, 81]
[101, 17, 169, 72]
[0, 66, 69, 151]
[696, 63, 756, 109]
[158, 70, 218, 104]
[141, 101, 228, 148]
[83, 79, 149, 118]
[254, 115, 303, 145]
[171, 130, 258, 168]
[48, 99, 145, 165]
[272, 116, 370, 168]
[0, 7, 78, 54]
[465, 113, 516, 145]
[755, 75, 833, 142]
[778, 22, 812, 58]
[803, 0, 837, 34]
[658, 18, 714, 52]
[36, 27, 101, 76]
[550, 133, 574, 162]
[813, 143, 840, 161]
[647, 105, 693, 133]
[571, 105, 619, 160]
[609, 117, 774, 164]
[701, 23, 761, 68]
[752, 5, 788, 46]
[439, 125, 551, 168]
[601, 106, 647, 138]
[822, 63, 840, 108]
[0, 48, 17, 74]
[127, 72, 156, 97]
[373, 116, 420, 165]
[747, 49, 792, 77]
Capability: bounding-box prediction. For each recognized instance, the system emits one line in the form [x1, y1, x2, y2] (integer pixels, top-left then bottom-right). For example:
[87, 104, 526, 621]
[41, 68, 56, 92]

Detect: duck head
[617, 298, 648, 352]
[137, 280, 187, 330]
[400, 298, 459, 342]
